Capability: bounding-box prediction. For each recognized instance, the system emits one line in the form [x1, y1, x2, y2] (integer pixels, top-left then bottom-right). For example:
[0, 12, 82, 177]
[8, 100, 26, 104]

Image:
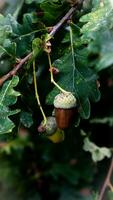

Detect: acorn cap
[38, 117, 57, 136]
[45, 117, 57, 135]
[54, 92, 77, 109]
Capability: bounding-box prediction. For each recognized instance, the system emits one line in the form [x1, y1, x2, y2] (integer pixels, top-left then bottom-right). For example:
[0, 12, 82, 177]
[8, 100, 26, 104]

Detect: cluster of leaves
[0, 0, 101, 132]
[0, 0, 113, 199]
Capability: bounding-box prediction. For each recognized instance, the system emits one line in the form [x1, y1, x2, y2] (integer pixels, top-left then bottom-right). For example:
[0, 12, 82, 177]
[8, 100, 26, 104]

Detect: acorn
[38, 116, 64, 143]
[54, 92, 77, 129]
[47, 128, 65, 143]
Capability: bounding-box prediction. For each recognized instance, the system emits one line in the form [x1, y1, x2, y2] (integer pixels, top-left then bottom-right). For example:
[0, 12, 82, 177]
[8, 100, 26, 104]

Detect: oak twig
[0, 52, 32, 86]
[98, 157, 113, 200]
[50, 6, 76, 37]
[50, 0, 84, 37]
[0, 0, 84, 85]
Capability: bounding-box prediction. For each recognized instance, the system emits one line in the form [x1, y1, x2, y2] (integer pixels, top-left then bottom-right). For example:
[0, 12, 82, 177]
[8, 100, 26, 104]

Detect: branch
[50, 0, 84, 37]
[50, 6, 76, 37]
[98, 157, 113, 200]
[0, 0, 84, 85]
[0, 52, 32, 86]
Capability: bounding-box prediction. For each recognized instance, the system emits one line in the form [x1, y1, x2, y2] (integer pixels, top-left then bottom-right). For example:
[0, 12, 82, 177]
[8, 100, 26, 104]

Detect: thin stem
[47, 53, 69, 94]
[98, 157, 113, 200]
[108, 182, 113, 192]
[70, 21, 81, 30]
[0, 45, 14, 58]
[15, 28, 47, 41]
[33, 60, 47, 125]
[69, 22, 76, 91]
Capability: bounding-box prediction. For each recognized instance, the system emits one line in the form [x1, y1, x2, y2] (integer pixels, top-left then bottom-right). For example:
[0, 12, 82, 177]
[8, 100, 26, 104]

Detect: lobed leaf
[0, 76, 20, 134]
[80, 0, 113, 41]
[83, 137, 112, 162]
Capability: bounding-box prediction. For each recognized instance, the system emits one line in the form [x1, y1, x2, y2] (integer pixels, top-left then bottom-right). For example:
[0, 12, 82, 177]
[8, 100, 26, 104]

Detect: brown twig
[0, 0, 84, 86]
[98, 157, 113, 200]
[0, 52, 32, 86]
[50, 0, 84, 37]
[50, 6, 76, 37]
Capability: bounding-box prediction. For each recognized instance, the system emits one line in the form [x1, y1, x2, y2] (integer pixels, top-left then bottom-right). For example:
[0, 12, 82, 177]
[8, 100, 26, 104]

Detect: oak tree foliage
[0, 0, 113, 199]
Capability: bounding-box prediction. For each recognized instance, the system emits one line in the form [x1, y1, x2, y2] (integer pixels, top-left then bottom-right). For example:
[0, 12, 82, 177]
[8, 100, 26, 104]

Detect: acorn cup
[38, 116, 65, 143]
[54, 93, 77, 129]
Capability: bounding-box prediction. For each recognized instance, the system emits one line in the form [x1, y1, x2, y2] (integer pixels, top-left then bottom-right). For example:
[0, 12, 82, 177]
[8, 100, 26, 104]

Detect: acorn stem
[47, 53, 70, 94]
[33, 59, 47, 125]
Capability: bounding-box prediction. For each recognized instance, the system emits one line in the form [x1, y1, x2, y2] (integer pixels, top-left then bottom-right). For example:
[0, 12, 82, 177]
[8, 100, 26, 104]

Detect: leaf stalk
[33, 60, 47, 125]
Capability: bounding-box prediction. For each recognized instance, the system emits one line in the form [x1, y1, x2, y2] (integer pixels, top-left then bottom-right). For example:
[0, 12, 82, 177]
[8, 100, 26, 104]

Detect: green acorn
[54, 92, 77, 129]
[38, 116, 64, 143]
[47, 128, 65, 143]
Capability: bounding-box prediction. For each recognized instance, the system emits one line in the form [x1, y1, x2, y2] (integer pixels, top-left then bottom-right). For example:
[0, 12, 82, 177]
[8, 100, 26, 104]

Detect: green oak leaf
[0, 76, 20, 134]
[79, 0, 113, 72]
[0, 106, 20, 134]
[40, 0, 67, 25]
[46, 52, 100, 119]
[0, 13, 46, 57]
[88, 30, 113, 71]
[80, 0, 113, 41]
[0, 23, 16, 57]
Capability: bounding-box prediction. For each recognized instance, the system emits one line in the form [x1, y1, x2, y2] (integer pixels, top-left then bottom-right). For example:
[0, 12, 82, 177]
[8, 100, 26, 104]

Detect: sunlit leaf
[80, 0, 113, 40]
[83, 137, 112, 162]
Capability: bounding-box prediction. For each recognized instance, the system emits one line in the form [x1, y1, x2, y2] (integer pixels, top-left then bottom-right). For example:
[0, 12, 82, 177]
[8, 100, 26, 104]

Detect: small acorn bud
[54, 92, 77, 129]
[49, 67, 59, 75]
